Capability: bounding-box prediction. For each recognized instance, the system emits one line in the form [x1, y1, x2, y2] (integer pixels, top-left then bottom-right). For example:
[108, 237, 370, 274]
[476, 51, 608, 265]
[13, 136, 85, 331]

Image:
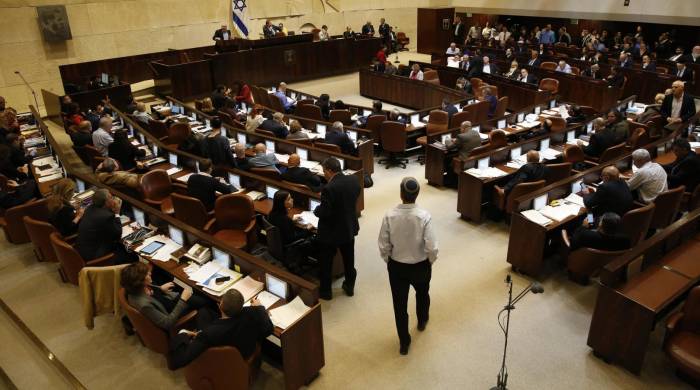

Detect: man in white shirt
[556, 60, 572, 74]
[378, 177, 438, 355]
[626, 149, 668, 204]
[445, 42, 460, 55]
[92, 116, 114, 156]
[482, 56, 497, 74]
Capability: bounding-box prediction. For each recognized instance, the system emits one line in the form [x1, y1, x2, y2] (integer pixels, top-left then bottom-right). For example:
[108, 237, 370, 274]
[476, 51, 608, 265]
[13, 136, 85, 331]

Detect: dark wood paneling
[215, 34, 314, 52]
[358, 69, 466, 109]
[417, 8, 456, 55]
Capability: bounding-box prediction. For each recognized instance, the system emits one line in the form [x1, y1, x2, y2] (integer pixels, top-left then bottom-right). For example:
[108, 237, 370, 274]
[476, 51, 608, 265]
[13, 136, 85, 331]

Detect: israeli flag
[232, 0, 249, 38]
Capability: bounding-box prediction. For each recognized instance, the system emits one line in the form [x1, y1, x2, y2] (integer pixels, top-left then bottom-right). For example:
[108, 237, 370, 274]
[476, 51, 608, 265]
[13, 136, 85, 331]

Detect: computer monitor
[168, 225, 184, 246]
[265, 140, 275, 153]
[220, 127, 226, 137]
[296, 147, 308, 161]
[347, 130, 358, 143]
[627, 100, 634, 109]
[152, 144, 158, 157]
[316, 123, 326, 137]
[194, 161, 200, 173]
[190, 111, 197, 121]
[473, 125, 480, 133]
[586, 122, 593, 133]
[510, 147, 522, 161]
[549, 99, 556, 109]
[171, 105, 180, 115]
[309, 198, 321, 211]
[266, 185, 279, 199]
[441, 134, 451, 144]
[571, 180, 584, 194]
[478, 156, 490, 169]
[212, 247, 230, 268]
[540, 138, 550, 151]
[241, 102, 247, 112]
[410, 114, 420, 125]
[168, 153, 177, 166]
[139, 133, 145, 145]
[534, 106, 541, 115]
[567, 130, 575, 142]
[205, 119, 211, 128]
[517, 113, 525, 123]
[237, 133, 247, 145]
[133, 208, 146, 226]
[533, 194, 548, 210]
[228, 173, 241, 189]
[269, 87, 277, 93]
[101, 73, 109, 84]
[497, 119, 506, 129]
[338, 158, 345, 169]
[76, 179, 86, 193]
[290, 92, 297, 100]
[266, 273, 288, 299]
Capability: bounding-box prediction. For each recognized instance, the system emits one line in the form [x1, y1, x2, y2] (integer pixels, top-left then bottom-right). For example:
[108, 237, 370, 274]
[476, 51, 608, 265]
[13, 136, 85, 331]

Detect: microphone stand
[491, 275, 542, 390]
[14, 71, 40, 112]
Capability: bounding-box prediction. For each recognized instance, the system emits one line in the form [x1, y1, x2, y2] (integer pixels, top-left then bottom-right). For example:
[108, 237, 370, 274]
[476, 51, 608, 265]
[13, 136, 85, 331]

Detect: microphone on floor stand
[14, 71, 40, 112]
[393, 26, 401, 63]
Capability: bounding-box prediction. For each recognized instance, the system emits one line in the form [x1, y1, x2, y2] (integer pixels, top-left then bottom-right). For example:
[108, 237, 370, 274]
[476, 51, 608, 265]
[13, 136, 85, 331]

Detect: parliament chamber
[1, 1, 700, 389]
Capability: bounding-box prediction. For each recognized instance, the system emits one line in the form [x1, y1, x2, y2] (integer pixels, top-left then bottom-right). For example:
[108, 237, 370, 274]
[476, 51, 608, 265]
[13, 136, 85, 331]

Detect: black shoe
[319, 291, 332, 301]
[418, 319, 428, 331]
[121, 315, 135, 336]
[400, 340, 411, 355]
[342, 282, 354, 297]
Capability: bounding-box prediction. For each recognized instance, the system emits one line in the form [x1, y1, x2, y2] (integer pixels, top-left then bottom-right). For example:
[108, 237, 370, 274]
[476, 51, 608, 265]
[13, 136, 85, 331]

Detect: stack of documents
[521, 209, 553, 226]
[244, 190, 265, 201]
[479, 132, 489, 140]
[175, 173, 194, 183]
[295, 211, 319, 229]
[166, 167, 182, 176]
[567, 139, 587, 146]
[465, 167, 508, 179]
[539, 148, 562, 160]
[506, 160, 525, 169]
[539, 203, 582, 222]
[269, 296, 310, 330]
[516, 120, 540, 130]
[564, 193, 585, 207]
[253, 291, 282, 309]
[231, 276, 264, 302]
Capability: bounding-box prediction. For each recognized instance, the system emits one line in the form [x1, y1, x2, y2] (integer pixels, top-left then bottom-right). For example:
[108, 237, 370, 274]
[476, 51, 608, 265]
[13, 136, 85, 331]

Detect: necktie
[678, 70, 682, 77]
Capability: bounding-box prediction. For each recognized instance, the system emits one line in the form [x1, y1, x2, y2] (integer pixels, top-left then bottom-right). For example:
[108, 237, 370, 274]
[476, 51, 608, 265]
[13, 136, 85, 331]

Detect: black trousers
[388, 259, 431, 346]
[318, 239, 356, 294]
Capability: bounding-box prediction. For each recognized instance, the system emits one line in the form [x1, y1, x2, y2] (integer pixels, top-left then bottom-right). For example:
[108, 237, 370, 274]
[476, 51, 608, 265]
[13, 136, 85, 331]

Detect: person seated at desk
[47, 178, 83, 237]
[168, 289, 273, 370]
[199, 97, 217, 116]
[636, 93, 665, 123]
[201, 117, 235, 167]
[212, 24, 231, 41]
[668, 46, 685, 62]
[269, 190, 315, 245]
[626, 148, 668, 204]
[503, 61, 519, 79]
[480, 87, 498, 118]
[108, 130, 145, 171]
[211, 85, 232, 110]
[0, 176, 36, 210]
[455, 77, 471, 93]
[282, 154, 322, 192]
[0, 110, 19, 144]
[247, 143, 280, 171]
[618, 52, 633, 68]
[503, 150, 547, 194]
[641, 55, 656, 72]
[504, 47, 515, 63]
[581, 166, 633, 218]
[582, 64, 602, 80]
[458, 54, 472, 72]
[661, 81, 696, 125]
[357, 100, 384, 127]
[77, 188, 135, 264]
[187, 159, 236, 211]
[287, 120, 308, 140]
[0, 144, 28, 181]
[481, 56, 498, 75]
[409, 64, 424, 80]
[375, 45, 387, 70]
[319, 25, 330, 41]
[445, 121, 481, 159]
[259, 112, 288, 139]
[324, 121, 357, 155]
[65, 103, 85, 127]
[85, 103, 112, 131]
[4, 134, 28, 168]
[95, 158, 140, 189]
[446, 42, 460, 55]
[579, 118, 615, 158]
[606, 67, 625, 89]
[263, 20, 280, 38]
[362, 21, 375, 36]
[316, 94, 332, 121]
[675, 60, 694, 83]
[278, 23, 288, 36]
[388, 109, 407, 125]
[232, 143, 250, 171]
[245, 105, 265, 133]
[555, 60, 572, 74]
[570, 212, 631, 251]
[384, 61, 398, 75]
[527, 50, 541, 67]
[566, 105, 586, 124]
[343, 26, 355, 39]
[92, 117, 114, 157]
[273, 82, 295, 113]
[688, 45, 700, 64]
[606, 108, 629, 143]
[125, 95, 137, 116]
[441, 98, 458, 119]
[132, 103, 152, 126]
[663, 138, 700, 193]
[517, 68, 537, 84]
[233, 81, 253, 107]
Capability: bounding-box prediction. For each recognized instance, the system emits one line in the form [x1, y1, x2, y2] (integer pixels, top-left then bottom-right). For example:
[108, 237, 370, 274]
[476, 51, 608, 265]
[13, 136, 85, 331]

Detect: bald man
[247, 143, 279, 171]
[581, 166, 633, 218]
[281, 154, 322, 192]
[661, 80, 696, 124]
[503, 150, 547, 194]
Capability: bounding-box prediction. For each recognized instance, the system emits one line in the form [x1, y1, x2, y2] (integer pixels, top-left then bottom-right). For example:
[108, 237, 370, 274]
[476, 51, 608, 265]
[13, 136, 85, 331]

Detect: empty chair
[171, 193, 212, 230]
[148, 119, 169, 140]
[563, 144, 586, 167]
[538, 78, 559, 95]
[450, 111, 471, 129]
[664, 286, 700, 387]
[0, 198, 47, 244]
[329, 110, 352, 125]
[467, 129, 507, 157]
[469, 78, 483, 93]
[570, 66, 581, 75]
[51, 232, 114, 285]
[626, 128, 649, 149]
[650, 186, 685, 230]
[140, 170, 176, 214]
[494, 180, 547, 215]
[366, 114, 387, 145]
[560, 230, 628, 285]
[416, 110, 449, 164]
[396, 32, 410, 51]
[23, 216, 60, 262]
[165, 122, 191, 147]
[295, 104, 324, 122]
[540, 62, 557, 70]
[493, 96, 509, 119]
[83, 144, 104, 169]
[473, 100, 491, 124]
[544, 162, 572, 184]
[423, 70, 439, 83]
[548, 117, 567, 132]
[621, 203, 655, 246]
[204, 194, 257, 251]
[596, 142, 628, 164]
[379, 121, 409, 169]
[183, 345, 261, 390]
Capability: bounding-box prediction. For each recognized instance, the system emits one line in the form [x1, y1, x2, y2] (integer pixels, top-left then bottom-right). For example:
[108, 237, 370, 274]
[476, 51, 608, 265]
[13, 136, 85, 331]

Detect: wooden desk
[359, 69, 468, 110]
[215, 34, 314, 53]
[151, 60, 213, 101]
[42, 84, 132, 118]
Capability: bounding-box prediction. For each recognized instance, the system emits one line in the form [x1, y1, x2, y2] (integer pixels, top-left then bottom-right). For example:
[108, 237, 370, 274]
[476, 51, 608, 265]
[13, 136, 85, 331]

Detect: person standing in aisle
[378, 177, 438, 355]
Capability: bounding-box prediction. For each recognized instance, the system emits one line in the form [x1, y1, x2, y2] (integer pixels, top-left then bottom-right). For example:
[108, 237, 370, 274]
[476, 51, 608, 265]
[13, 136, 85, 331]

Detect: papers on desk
[38, 172, 64, 183]
[269, 296, 310, 330]
[465, 167, 508, 179]
[254, 290, 282, 310]
[144, 157, 166, 167]
[342, 169, 357, 175]
[295, 211, 319, 229]
[23, 137, 45, 148]
[567, 139, 588, 146]
[20, 123, 37, 132]
[300, 160, 320, 170]
[176, 173, 194, 183]
[166, 167, 183, 176]
[199, 269, 243, 295]
[521, 209, 553, 226]
[539, 148, 562, 160]
[33, 156, 55, 166]
[516, 120, 541, 130]
[479, 132, 489, 140]
[564, 193, 585, 207]
[231, 276, 264, 302]
[274, 153, 290, 164]
[689, 142, 700, 149]
[539, 203, 582, 222]
[505, 160, 524, 169]
[136, 234, 182, 262]
[244, 190, 266, 201]
[300, 129, 320, 139]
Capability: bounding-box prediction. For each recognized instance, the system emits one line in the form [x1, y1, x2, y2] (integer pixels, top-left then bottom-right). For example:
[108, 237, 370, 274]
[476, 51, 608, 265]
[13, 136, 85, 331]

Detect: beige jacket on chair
[79, 264, 129, 329]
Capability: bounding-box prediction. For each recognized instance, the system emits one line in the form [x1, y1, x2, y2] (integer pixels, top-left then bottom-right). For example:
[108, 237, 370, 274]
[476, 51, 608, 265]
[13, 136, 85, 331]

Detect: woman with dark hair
[269, 191, 312, 245]
[108, 130, 145, 171]
[66, 103, 85, 127]
[47, 178, 83, 236]
[315, 94, 331, 120]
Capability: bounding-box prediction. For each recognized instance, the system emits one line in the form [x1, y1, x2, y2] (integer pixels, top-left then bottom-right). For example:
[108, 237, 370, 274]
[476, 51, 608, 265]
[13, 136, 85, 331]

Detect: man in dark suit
[664, 138, 700, 193]
[77, 189, 134, 264]
[606, 67, 625, 88]
[441, 98, 458, 119]
[233, 143, 250, 171]
[641, 55, 657, 72]
[581, 166, 633, 218]
[200, 118, 236, 167]
[526, 50, 541, 67]
[675, 60, 694, 83]
[281, 154, 322, 192]
[481, 56, 499, 75]
[211, 85, 230, 110]
[579, 118, 617, 157]
[517, 68, 537, 84]
[259, 112, 288, 138]
[452, 16, 465, 45]
[503, 150, 547, 194]
[661, 81, 697, 124]
[581, 64, 602, 79]
[570, 212, 631, 251]
[618, 52, 633, 68]
[361, 21, 375, 36]
[187, 159, 236, 211]
[263, 20, 279, 38]
[314, 158, 360, 300]
[212, 24, 231, 41]
[688, 46, 700, 64]
[324, 121, 357, 155]
[168, 289, 273, 369]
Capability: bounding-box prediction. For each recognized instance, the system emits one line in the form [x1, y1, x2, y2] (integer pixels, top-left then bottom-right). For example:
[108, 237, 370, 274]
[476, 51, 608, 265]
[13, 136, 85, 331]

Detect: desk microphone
[14, 70, 40, 111]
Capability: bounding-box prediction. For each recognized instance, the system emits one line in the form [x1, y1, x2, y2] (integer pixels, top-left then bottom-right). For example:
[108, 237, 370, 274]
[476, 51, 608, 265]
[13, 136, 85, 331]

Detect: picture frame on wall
[37, 5, 72, 42]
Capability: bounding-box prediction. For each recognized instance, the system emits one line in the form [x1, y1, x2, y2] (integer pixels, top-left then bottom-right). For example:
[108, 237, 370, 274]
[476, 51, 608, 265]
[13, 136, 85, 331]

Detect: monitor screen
[190, 111, 197, 121]
[101, 73, 109, 84]
[133, 208, 146, 226]
[205, 119, 211, 128]
[237, 133, 247, 145]
[171, 105, 180, 115]
[571, 180, 584, 194]
[195, 161, 200, 173]
[212, 247, 230, 268]
[586, 122, 593, 133]
[347, 130, 358, 143]
[316, 124, 326, 137]
[517, 113, 525, 123]
[265, 140, 275, 153]
[410, 114, 420, 125]
[567, 130, 575, 142]
[533, 194, 548, 210]
[549, 99, 556, 109]
[478, 157, 490, 169]
[168, 153, 177, 166]
[266, 185, 279, 199]
[534, 106, 541, 115]
[309, 198, 321, 211]
[510, 147, 522, 160]
[266, 273, 288, 299]
[290, 92, 297, 100]
[441, 134, 451, 144]
[76, 179, 86, 193]
[338, 158, 345, 169]
[473, 125, 480, 133]
[152, 144, 158, 157]
[228, 173, 241, 189]
[168, 225, 184, 246]
[296, 147, 308, 161]
[220, 127, 226, 137]
[497, 119, 506, 129]
[139, 133, 145, 144]
[627, 100, 634, 109]
[241, 102, 247, 112]
[269, 87, 277, 93]
[540, 138, 550, 151]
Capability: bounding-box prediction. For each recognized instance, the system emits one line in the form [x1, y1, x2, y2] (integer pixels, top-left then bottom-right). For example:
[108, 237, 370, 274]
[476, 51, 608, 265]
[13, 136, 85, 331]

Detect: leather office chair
[548, 117, 567, 132]
[493, 96, 509, 119]
[218, 111, 235, 126]
[493, 180, 547, 215]
[83, 144, 103, 170]
[51, 232, 114, 285]
[540, 62, 557, 70]
[469, 78, 483, 93]
[0, 198, 48, 244]
[538, 78, 559, 95]
[166, 122, 191, 147]
[589, 142, 627, 164]
[329, 110, 352, 125]
[656, 66, 669, 74]
[570, 66, 581, 75]
[194, 100, 203, 111]
[473, 100, 491, 124]
[379, 121, 409, 169]
[267, 96, 286, 113]
[23, 216, 61, 262]
[563, 144, 586, 169]
[560, 230, 628, 285]
[250, 167, 281, 181]
[73, 145, 91, 166]
[665, 286, 700, 387]
[396, 32, 410, 51]
[544, 162, 572, 184]
[478, 85, 498, 100]
[118, 288, 197, 367]
[204, 194, 256, 251]
[183, 345, 261, 390]
[450, 111, 471, 129]
[423, 70, 439, 83]
[295, 104, 324, 122]
[171, 193, 213, 230]
[626, 128, 649, 149]
[314, 142, 342, 154]
[650, 186, 685, 230]
[366, 114, 387, 146]
[148, 119, 169, 140]
[140, 170, 176, 214]
[621, 203, 655, 246]
[416, 110, 449, 164]
[467, 129, 506, 157]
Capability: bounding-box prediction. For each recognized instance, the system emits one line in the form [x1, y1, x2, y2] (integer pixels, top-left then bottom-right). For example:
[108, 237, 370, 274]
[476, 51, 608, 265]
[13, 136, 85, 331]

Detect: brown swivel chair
[560, 230, 628, 285]
[83, 144, 104, 170]
[656, 66, 669, 74]
[416, 110, 449, 164]
[148, 119, 169, 140]
[563, 144, 586, 168]
[548, 117, 567, 132]
[493, 96, 509, 119]
[366, 114, 387, 146]
[204, 194, 256, 251]
[314, 142, 342, 154]
[267, 95, 286, 113]
[664, 286, 700, 387]
[183, 345, 261, 390]
[473, 100, 491, 124]
[140, 170, 176, 214]
[540, 61, 557, 70]
[493, 180, 547, 215]
[467, 129, 507, 157]
[621, 203, 655, 246]
[0, 198, 48, 244]
[396, 32, 410, 51]
[450, 111, 471, 129]
[23, 216, 61, 262]
[171, 193, 213, 230]
[544, 162, 572, 184]
[250, 167, 282, 181]
[423, 70, 439, 83]
[626, 128, 649, 149]
[470, 78, 484, 93]
[329, 110, 352, 125]
[570, 66, 581, 75]
[166, 122, 192, 147]
[379, 121, 409, 169]
[650, 186, 685, 230]
[73, 145, 91, 166]
[51, 232, 114, 285]
[538, 78, 560, 95]
[589, 142, 627, 164]
[295, 104, 324, 122]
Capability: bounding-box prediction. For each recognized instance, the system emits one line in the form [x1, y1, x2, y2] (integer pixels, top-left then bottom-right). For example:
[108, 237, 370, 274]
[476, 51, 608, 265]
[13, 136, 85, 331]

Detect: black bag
[363, 173, 373, 188]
